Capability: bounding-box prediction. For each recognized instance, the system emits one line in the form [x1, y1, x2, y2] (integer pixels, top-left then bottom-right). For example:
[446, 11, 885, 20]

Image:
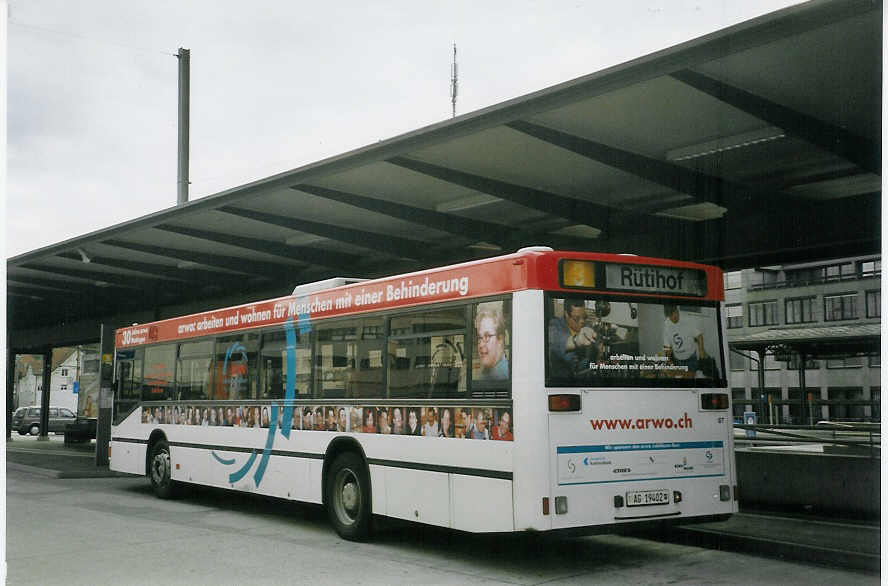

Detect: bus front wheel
[148, 439, 177, 499]
[326, 452, 372, 541]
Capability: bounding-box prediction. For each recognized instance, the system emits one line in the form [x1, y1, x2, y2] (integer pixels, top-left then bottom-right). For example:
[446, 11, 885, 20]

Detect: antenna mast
[450, 43, 458, 118]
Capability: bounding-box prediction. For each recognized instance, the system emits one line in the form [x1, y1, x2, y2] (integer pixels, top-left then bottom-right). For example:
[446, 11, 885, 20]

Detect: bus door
[114, 350, 141, 422]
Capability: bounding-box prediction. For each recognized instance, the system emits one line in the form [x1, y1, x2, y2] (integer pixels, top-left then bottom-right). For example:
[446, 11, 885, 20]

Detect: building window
[859, 259, 881, 278]
[828, 387, 865, 420]
[785, 297, 815, 324]
[60, 368, 68, 377]
[60, 384, 68, 391]
[826, 356, 863, 368]
[824, 293, 857, 321]
[763, 351, 780, 370]
[787, 353, 818, 370]
[731, 388, 746, 419]
[724, 271, 742, 290]
[869, 353, 880, 367]
[785, 267, 823, 287]
[865, 290, 880, 318]
[748, 301, 778, 327]
[729, 351, 746, 371]
[825, 262, 855, 281]
[725, 304, 744, 329]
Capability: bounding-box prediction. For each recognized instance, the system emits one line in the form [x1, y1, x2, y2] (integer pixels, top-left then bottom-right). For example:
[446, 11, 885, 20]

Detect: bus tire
[326, 451, 372, 541]
[148, 439, 177, 499]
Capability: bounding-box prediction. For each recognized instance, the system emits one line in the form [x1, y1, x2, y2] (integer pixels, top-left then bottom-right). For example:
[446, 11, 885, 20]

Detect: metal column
[6, 347, 15, 440]
[39, 349, 52, 441]
[95, 324, 114, 466]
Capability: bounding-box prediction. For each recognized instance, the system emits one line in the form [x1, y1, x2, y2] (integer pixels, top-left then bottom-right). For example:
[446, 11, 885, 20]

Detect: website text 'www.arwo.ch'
[590, 413, 693, 430]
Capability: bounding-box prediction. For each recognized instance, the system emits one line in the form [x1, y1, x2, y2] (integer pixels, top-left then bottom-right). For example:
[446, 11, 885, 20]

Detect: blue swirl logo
[211, 312, 311, 486]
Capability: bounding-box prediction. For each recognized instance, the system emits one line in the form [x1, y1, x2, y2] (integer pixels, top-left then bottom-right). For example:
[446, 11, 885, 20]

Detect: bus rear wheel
[326, 452, 372, 541]
[148, 439, 177, 499]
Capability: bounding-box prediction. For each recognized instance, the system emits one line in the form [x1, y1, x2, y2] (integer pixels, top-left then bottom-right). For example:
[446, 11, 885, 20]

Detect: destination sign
[604, 263, 706, 297]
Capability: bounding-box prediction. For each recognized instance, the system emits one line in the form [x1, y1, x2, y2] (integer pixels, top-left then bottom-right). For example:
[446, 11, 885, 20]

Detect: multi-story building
[724, 256, 880, 424]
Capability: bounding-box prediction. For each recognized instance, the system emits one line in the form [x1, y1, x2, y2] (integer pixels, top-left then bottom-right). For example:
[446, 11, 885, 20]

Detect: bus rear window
[545, 295, 725, 388]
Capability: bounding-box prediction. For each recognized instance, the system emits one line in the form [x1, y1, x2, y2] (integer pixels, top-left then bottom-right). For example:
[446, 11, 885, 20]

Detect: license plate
[626, 489, 669, 507]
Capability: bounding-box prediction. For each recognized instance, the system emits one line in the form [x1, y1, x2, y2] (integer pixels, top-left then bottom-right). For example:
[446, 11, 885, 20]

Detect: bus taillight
[548, 394, 581, 412]
[700, 393, 729, 410]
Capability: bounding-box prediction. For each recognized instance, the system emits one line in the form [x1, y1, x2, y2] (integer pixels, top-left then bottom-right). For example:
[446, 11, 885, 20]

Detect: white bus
[110, 248, 736, 539]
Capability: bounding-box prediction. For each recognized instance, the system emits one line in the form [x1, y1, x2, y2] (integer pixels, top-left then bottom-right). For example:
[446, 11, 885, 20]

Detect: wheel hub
[152, 452, 170, 484]
[341, 481, 358, 513]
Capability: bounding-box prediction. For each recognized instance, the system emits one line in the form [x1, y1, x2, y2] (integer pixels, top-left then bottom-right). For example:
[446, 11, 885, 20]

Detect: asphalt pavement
[5, 433, 880, 573]
[5, 434, 131, 479]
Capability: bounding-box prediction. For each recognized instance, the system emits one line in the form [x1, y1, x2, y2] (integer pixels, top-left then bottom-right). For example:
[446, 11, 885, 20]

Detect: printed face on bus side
[441, 409, 451, 431]
[476, 316, 504, 370]
[499, 412, 510, 433]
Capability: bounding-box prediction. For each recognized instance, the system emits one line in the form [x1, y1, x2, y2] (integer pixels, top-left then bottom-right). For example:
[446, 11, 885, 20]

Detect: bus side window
[315, 316, 384, 400]
[388, 306, 466, 399]
[176, 340, 214, 401]
[142, 344, 176, 401]
[214, 333, 259, 401]
[260, 328, 312, 399]
[471, 299, 512, 398]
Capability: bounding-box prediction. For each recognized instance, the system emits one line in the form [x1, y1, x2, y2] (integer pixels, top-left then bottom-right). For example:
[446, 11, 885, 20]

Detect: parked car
[12, 406, 77, 435]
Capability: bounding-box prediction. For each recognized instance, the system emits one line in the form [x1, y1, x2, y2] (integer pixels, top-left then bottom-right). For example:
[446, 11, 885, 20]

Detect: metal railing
[733, 422, 880, 457]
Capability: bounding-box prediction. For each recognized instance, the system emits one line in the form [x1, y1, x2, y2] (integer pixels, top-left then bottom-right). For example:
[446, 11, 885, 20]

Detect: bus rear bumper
[538, 513, 733, 539]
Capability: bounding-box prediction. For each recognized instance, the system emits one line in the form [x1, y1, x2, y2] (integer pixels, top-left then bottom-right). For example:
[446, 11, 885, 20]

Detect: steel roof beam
[671, 69, 880, 175]
[17, 263, 162, 290]
[8, 275, 109, 293]
[55, 252, 220, 283]
[294, 184, 512, 246]
[217, 206, 438, 262]
[153, 224, 362, 270]
[101, 238, 295, 281]
[8, 285, 62, 298]
[293, 184, 608, 250]
[294, 184, 598, 251]
[387, 156, 615, 235]
[387, 156, 697, 238]
[505, 120, 814, 216]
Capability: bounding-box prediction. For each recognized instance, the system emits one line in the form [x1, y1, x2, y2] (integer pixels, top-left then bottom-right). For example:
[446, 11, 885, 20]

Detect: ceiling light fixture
[665, 127, 786, 162]
[77, 248, 91, 263]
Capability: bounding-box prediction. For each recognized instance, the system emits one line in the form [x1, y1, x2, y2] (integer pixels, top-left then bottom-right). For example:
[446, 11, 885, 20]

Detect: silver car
[12, 406, 77, 435]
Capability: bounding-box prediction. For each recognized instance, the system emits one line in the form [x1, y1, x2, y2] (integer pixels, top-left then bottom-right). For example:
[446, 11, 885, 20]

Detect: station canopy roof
[730, 323, 881, 357]
[8, 0, 881, 334]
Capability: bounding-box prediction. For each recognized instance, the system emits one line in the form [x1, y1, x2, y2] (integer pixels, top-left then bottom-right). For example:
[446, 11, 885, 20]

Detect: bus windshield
[545, 294, 725, 388]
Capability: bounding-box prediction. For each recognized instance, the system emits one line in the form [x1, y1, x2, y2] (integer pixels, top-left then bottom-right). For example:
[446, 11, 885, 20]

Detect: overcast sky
[7, 0, 802, 258]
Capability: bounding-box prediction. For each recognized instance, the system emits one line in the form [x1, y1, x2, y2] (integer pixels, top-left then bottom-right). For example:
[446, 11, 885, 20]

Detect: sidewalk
[650, 509, 880, 572]
[5, 434, 133, 479]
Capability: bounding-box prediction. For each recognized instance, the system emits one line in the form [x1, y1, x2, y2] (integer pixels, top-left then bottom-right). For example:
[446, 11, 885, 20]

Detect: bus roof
[116, 250, 723, 348]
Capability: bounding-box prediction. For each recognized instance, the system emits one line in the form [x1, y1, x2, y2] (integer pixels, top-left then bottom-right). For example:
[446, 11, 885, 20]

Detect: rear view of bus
[513, 253, 736, 532]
